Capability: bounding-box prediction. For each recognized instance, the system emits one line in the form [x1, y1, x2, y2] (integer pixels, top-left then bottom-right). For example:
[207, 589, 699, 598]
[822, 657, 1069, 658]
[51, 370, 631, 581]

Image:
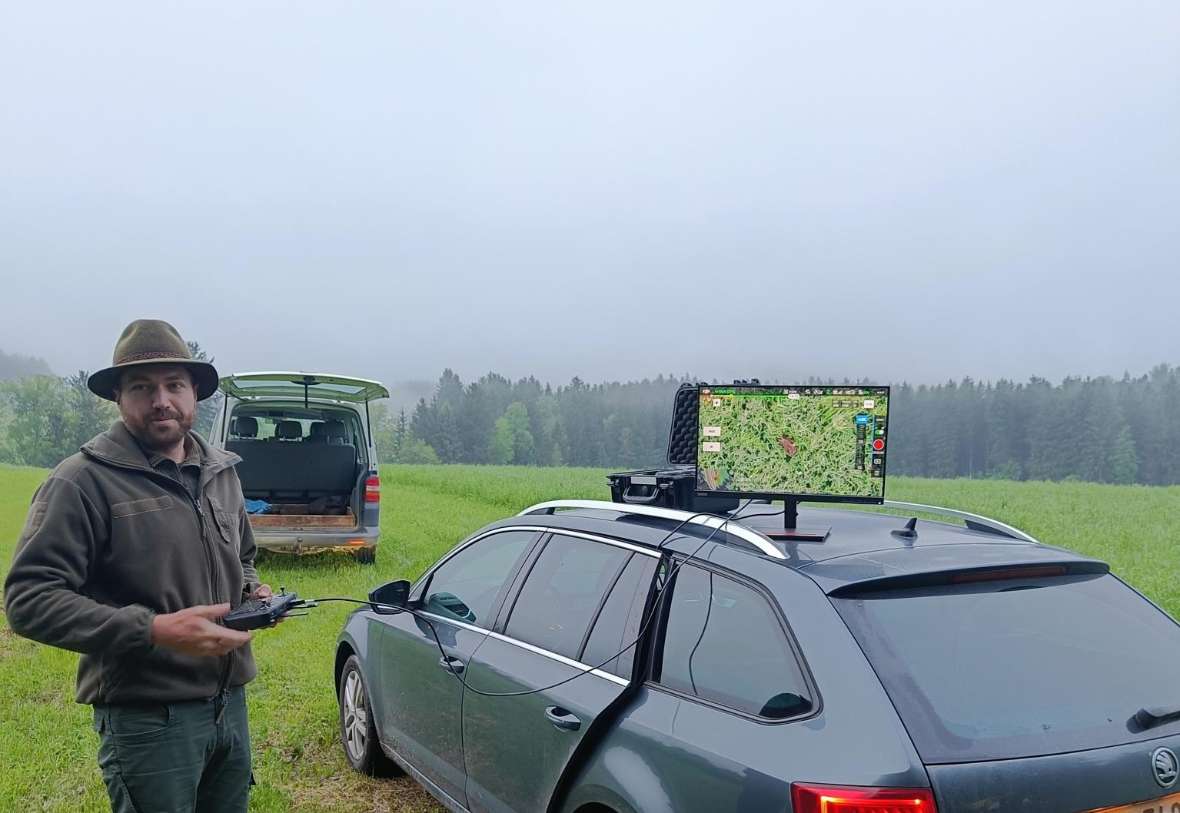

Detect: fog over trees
[2, 342, 1177, 486]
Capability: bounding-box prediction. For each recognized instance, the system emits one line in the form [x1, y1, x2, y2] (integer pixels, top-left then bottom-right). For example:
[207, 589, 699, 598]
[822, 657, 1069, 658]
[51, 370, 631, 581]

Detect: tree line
[886, 371, 1174, 484]
[373, 370, 685, 468]
[0, 343, 220, 468]
[380, 366, 1180, 485]
[3, 350, 1180, 486]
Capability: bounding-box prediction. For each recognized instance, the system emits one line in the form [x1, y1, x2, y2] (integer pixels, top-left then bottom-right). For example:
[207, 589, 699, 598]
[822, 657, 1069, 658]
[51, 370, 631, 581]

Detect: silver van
[209, 372, 389, 564]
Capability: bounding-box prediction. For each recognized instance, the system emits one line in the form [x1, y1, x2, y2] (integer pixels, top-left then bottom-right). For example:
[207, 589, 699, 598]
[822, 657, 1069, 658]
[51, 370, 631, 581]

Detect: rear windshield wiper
[1133, 704, 1180, 730]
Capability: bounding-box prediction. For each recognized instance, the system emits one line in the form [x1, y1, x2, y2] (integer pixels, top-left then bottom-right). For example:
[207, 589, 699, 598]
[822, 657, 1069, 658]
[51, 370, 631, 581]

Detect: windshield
[834, 574, 1180, 763]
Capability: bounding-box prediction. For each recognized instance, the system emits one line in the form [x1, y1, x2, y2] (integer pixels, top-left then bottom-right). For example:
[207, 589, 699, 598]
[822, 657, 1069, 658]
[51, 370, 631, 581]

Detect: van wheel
[339, 655, 402, 777]
[353, 547, 376, 565]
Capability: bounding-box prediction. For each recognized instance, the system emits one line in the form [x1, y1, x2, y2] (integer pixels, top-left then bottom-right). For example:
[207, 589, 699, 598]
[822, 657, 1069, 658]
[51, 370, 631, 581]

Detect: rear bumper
[254, 526, 379, 551]
[927, 731, 1180, 811]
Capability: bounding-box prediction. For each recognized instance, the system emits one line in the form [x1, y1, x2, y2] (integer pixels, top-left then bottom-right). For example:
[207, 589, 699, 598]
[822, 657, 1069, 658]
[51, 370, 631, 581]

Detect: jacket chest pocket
[108, 496, 183, 558]
[111, 496, 174, 519]
[212, 508, 240, 547]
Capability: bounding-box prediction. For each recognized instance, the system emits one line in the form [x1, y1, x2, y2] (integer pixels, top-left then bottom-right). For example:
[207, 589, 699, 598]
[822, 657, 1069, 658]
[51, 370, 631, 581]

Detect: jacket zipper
[189, 491, 235, 701]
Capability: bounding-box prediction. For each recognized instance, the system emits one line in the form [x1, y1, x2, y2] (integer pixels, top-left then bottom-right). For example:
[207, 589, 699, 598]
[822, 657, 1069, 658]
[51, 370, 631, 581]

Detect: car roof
[489, 502, 1106, 595]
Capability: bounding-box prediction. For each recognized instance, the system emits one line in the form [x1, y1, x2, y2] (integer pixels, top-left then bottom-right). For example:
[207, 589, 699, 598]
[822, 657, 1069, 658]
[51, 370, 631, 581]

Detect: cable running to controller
[312, 502, 785, 699]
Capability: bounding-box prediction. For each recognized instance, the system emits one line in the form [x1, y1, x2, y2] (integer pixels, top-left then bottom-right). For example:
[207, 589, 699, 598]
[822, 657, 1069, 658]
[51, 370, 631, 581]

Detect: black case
[607, 465, 738, 515]
[666, 383, 698, 466]
[607, 383, 738, 515]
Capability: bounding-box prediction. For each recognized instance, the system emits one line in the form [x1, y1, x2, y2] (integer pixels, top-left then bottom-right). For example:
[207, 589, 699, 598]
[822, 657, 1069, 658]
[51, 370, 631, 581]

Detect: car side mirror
[369, 580, 411, 614]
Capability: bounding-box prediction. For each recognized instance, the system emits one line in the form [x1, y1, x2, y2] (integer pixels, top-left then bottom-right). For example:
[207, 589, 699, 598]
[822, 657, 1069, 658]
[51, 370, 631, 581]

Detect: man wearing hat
[5, 319, 271, 813]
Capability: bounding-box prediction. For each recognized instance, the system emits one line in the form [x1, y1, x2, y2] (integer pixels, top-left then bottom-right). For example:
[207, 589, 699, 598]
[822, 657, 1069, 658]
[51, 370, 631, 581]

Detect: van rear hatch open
[831, 569, 1180, 810]
[221, 371, 389, 404]
[220, 372, 388, 539]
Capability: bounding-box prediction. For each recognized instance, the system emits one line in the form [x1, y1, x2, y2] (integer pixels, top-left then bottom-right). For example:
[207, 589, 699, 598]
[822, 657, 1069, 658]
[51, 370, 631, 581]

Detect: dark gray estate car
[334, 499, 1180, 813]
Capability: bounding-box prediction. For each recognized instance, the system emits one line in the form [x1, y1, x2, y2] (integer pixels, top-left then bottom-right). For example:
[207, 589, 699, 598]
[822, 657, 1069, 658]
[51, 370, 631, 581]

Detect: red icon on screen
[872, 438, 885, 451]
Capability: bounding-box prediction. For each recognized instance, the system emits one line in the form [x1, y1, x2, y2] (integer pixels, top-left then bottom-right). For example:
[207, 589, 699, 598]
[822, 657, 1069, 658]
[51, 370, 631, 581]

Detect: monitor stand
[762, 499, 830, 542]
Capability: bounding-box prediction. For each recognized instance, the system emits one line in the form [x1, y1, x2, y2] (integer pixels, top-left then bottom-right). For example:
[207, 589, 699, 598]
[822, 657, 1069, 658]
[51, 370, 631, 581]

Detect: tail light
[791, 783, 937, 813]
[364, 475, 380, 503]
[951, 565, 1066, 584]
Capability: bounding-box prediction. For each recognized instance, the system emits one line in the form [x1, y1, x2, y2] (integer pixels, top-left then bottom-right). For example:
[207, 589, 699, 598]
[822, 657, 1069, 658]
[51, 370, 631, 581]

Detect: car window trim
[616, 555, 660, 681]
[575, 552, 634, 664]
[413, 527, 546, 627]
[646, 557, 822, 725]
[490, 531, 552, 632]
[408, 524, 667, 686]
[535, 528, 660, 558]
[413, 526, 550, 591]
[414, 525, 656, 598]
[413, 609, 629, 688]
[500, 533, 632, 655]
[495, 529, 659, 635]
[583, 553, 659, 680]
[485, 629, 629, 687]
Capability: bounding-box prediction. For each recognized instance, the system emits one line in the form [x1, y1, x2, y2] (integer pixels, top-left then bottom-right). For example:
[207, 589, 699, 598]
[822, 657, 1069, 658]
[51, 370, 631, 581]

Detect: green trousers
[92, 687, 252, 813]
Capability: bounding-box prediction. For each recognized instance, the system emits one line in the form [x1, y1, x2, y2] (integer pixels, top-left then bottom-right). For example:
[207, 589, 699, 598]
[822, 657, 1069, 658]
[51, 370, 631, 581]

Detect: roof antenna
[891, 517, 918, 543]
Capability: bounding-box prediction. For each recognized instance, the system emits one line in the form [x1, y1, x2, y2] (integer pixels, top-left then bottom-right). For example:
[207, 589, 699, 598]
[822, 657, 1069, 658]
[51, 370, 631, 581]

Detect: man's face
[115, 365, 197, 451]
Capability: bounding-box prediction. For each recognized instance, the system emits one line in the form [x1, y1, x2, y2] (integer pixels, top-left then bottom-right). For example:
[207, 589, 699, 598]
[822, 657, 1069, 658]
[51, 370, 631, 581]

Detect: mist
[2, 1, 1178, 390]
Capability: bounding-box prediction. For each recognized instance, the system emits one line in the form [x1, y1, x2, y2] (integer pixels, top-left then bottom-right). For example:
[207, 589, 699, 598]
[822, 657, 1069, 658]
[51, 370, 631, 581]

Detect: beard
[125, 407, 195, 451]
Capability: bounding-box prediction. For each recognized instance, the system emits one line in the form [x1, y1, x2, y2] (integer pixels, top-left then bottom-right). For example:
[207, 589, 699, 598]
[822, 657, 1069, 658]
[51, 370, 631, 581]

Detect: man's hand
[150, 604, 252, 657]
[249, 584, 285, 626]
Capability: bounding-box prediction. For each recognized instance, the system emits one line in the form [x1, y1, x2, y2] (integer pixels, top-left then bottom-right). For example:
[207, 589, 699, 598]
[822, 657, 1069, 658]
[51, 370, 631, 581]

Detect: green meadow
[2, 464, 1178, 811]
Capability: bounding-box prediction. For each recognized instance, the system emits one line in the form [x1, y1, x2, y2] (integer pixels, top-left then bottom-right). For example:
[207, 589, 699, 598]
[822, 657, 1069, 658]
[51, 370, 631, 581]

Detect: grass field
[2, 464, 1179, 811]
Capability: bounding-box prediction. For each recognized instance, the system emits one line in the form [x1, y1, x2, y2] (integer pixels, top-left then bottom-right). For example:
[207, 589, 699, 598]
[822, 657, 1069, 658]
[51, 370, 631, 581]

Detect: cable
[415, 510, 736, 697]
[310, 504, 786, 698]
[400, 502, 784, 698]
[686, 570, 714, 695]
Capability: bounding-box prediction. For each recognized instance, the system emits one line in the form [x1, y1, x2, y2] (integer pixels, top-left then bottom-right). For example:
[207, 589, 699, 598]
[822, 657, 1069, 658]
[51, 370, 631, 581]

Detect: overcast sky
[2, 1, 1177, 391]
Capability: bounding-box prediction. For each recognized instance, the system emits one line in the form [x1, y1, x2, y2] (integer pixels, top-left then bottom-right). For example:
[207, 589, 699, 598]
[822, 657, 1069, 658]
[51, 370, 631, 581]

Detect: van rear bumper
[254, 526, 379, 551]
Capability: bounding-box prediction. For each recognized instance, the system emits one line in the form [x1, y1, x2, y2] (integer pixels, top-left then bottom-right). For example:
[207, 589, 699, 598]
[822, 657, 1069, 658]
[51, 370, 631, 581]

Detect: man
[4, 319, 271, 813]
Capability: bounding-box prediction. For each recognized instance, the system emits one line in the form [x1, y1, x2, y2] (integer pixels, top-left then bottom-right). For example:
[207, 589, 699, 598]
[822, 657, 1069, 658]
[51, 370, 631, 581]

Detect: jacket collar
[82, 421, 241, 485]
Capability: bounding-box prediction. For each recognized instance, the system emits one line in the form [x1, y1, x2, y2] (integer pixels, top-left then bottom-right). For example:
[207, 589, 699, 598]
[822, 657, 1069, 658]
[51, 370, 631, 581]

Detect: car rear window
[655, 564, 813, 720]
[834, 574, 1180, 763]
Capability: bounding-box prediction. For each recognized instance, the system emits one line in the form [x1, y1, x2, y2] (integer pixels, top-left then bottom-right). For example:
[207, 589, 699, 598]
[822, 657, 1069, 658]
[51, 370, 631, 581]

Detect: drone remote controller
[223, 590, 302, 631]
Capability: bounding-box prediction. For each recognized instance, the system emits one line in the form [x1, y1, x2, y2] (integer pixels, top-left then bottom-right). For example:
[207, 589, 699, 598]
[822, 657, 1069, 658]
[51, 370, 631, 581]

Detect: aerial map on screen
[696, 385, 889, 500]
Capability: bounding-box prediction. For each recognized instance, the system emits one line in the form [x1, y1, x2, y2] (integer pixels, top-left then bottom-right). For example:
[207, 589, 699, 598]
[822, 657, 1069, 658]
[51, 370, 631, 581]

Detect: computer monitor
[696, 384, 890, 504]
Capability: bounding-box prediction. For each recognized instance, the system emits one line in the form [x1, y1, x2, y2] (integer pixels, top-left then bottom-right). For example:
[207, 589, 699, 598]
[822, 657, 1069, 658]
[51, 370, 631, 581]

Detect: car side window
[656, 564, 812, 720]
[581, 554, 658, 677]
[423, 531, 535, 628]
[504, 534, 631, 661]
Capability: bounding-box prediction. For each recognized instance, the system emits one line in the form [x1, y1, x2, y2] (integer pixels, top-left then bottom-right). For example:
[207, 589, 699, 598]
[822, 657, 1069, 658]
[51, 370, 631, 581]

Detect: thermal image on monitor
[696, 386, 889, 499]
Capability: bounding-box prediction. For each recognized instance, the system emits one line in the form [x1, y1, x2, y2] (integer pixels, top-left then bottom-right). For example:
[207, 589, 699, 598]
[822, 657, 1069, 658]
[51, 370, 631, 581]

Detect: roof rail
[517, 500, 787, 560]
[880, 500, 1039, 544]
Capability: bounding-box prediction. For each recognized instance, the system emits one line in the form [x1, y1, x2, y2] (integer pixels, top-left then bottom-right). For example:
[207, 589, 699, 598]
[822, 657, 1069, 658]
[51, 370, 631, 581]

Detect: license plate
[1092, 791, 1180, 812]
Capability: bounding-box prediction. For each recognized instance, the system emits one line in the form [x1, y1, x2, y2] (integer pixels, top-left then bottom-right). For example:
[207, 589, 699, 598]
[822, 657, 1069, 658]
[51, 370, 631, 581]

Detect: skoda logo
[1154, 747, 1179, 789]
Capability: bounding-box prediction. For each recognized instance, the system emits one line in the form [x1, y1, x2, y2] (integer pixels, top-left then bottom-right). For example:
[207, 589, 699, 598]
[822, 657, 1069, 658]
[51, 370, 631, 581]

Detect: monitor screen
[696, 385, 890, 502]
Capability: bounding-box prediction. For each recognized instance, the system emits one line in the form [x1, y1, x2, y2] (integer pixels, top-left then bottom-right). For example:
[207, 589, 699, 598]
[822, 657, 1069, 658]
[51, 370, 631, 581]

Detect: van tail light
[364, 475, 380, 503]
[791, 783, 937, 813]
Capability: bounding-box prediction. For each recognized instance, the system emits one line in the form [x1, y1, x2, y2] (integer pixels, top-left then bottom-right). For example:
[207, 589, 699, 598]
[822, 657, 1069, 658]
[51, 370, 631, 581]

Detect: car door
[633, 561, 819, 812]
[375, 529, 539, 808]
[462, 532, 658, 813]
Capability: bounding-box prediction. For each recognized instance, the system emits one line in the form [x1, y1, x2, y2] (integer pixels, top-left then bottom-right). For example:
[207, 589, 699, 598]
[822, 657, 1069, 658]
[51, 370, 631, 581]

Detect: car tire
[338, 655, 402, 777]
[353, 547, 377, 565]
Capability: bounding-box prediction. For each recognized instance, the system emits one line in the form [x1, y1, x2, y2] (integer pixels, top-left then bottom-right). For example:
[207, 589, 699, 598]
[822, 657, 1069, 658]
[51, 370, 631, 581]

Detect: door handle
[544, 706, 581, 732]
[438, 656, 465, 675]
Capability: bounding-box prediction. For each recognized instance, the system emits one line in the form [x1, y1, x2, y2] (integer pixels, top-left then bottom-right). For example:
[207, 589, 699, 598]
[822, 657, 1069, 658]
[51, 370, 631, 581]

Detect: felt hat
[87, 320, 219, 401]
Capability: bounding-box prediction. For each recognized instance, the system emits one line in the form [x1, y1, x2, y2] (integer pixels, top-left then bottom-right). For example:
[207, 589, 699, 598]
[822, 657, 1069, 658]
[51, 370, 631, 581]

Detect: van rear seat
[227, 440, 357, 500]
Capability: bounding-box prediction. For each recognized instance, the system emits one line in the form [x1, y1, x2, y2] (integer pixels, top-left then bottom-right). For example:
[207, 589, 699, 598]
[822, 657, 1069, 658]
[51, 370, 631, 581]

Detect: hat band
[115, 350, 194, 364]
